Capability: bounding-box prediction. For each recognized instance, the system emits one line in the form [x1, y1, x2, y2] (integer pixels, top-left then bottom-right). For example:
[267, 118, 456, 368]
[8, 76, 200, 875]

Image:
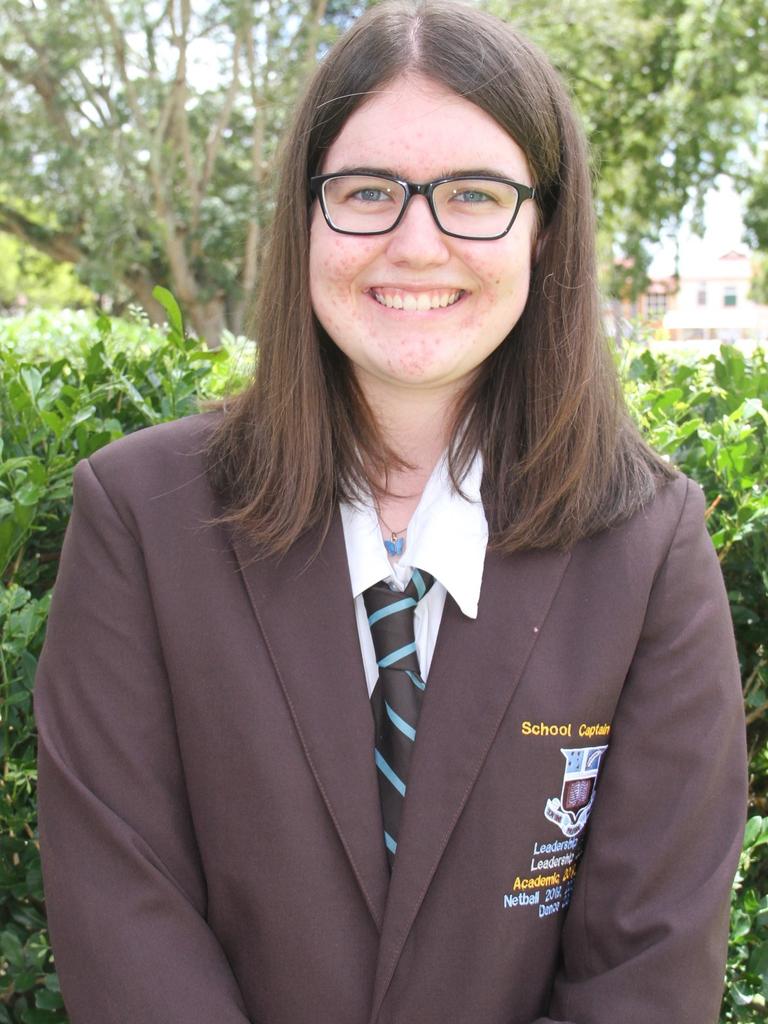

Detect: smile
[369, 288, 465, 311]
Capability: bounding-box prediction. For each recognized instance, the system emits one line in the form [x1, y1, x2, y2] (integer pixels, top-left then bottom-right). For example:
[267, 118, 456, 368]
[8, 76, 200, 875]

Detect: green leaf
[21, 1010, 67, 1024]
[20, 367, 43, 400]
[14, 482, 44, 507]
[732, 909, 753, 940]
[743, 816, 768, 850]
[39, 410, 64, 438]
[14, 969, 39, 992]
[0, 928, 24, 963]
[96, 314, 112, 337]
[152, 286, 185, 340]
[34, 989, 64, 1011]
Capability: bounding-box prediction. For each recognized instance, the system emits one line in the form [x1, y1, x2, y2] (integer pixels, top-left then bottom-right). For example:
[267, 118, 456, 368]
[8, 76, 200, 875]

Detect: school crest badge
[544, 745, 609, 837]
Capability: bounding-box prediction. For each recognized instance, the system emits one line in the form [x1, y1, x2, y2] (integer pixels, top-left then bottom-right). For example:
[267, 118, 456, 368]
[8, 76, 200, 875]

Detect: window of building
[646, 292, 668, 317]
[723, 286, 737, 307]
[697, 283, 707, 306]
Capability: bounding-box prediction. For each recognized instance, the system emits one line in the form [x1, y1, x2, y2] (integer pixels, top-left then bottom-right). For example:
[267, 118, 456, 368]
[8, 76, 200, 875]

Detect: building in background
[630, 250, 768, 344]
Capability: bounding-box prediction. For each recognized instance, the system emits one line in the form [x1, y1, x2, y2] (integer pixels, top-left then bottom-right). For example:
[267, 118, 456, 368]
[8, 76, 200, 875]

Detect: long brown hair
[204, 0, 672, 554]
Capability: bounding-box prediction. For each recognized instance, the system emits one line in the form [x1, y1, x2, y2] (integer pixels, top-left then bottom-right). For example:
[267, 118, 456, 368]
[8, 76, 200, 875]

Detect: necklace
[379, 514, 408, 556]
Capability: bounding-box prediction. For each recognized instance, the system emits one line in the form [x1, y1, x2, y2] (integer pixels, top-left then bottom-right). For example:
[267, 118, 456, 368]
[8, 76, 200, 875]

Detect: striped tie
[363, 569, 435, 869]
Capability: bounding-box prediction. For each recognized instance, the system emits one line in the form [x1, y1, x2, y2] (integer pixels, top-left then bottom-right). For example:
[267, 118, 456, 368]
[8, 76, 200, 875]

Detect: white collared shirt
[340, 452, 489, 695]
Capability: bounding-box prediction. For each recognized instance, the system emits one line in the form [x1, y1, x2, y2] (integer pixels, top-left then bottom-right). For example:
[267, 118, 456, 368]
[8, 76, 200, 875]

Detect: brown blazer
[35, 412, 747, 1024]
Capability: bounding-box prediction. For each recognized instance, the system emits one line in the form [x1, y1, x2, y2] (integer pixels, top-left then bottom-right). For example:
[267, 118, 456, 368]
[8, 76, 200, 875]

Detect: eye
[450, 187, 496, 204]
[350, 187, 393, 203]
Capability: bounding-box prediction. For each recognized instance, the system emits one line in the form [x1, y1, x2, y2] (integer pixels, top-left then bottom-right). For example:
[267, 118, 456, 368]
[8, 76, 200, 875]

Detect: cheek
[484, 253, 533, 320]
[309, 220, 381, 295]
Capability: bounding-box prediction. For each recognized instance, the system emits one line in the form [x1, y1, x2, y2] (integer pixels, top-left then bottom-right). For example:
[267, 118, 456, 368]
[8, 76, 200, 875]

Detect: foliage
[1, 0, 766, 331]
[0, 309, 250, 1022]
[623, 344, 768, 753]
[486, 0, 768, 291]
[0, 0, 352, 343]
[623, 342, 768, 1021]
[747, 255, 768, 307]
[0, 312, 765, 1020]
[743, 154, 768, 254]
[0, 236, 93, 312]
[726, 814, 768, 1021]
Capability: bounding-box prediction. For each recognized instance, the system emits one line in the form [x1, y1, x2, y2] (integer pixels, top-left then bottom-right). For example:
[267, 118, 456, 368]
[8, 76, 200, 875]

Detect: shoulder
[568, 470, 713, 591]
[625, 470, 706, 550]
[87, 410, 220, 483]
[74, 411, 223, 538]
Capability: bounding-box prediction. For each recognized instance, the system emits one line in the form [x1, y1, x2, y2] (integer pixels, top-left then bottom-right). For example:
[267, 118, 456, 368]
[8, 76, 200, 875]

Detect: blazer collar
[230, 511, 391, 931]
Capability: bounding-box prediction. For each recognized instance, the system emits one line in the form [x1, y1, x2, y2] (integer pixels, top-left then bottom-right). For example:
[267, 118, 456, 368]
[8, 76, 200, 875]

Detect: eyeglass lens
[321, 174, 522, 237]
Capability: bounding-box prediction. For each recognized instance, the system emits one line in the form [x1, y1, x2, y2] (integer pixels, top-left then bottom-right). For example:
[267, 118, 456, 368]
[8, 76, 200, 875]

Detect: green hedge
[1, 309, 766, 1022]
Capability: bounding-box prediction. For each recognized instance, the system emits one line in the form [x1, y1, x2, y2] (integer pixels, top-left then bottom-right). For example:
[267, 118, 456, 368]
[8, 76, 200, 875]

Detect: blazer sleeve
[536, 477, 747, 1024]
[35, 458, 252, 1024]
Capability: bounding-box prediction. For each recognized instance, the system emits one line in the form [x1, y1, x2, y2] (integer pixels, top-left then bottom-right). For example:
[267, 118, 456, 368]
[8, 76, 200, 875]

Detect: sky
[648, 176, 749, 279]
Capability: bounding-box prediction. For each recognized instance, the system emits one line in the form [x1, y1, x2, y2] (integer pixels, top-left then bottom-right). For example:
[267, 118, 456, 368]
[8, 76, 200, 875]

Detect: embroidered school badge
[544, 745, 609, 838]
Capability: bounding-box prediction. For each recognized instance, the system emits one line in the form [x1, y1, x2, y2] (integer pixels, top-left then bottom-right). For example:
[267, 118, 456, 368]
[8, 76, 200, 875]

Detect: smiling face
[309, 74, 537, 408]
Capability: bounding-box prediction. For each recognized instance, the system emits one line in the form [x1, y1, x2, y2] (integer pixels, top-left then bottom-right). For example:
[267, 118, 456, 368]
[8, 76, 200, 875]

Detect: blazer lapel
[369, 544, 572, 1020]
[230, 512, 390, 930]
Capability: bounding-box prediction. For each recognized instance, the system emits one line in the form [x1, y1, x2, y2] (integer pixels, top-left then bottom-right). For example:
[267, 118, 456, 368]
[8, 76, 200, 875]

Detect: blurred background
[0, 0, 766, 347]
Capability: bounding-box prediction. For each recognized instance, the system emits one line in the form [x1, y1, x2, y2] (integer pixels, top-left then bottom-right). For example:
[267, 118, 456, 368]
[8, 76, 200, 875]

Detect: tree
[487, 0, 767, 293]
[743, 156, 768, 253]
[0, 0, 766, 336]
[747, 255, 768, 306]
[0, 0, 346, 343]
[0, 232, 94, 309]
[740, 98, 768, 305]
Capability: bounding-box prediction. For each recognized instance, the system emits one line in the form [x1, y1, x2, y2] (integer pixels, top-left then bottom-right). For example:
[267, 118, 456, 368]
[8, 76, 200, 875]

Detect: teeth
[372, 290, 462, 310]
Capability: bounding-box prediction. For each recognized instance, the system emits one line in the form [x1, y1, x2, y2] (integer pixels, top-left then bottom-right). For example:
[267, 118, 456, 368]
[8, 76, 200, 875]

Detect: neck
[360, 375, 464, 528]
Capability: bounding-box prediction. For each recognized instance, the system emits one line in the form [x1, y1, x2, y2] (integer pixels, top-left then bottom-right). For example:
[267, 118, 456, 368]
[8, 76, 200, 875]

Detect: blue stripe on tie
[367, 596, 416, 627]
[375, 748, 406, 795]
[378, 641, 417, 668]
[406, 670, 426, 691]
[411, 568, 426, 600]
[385, 702, 416, 741]
[384, 830, 397, 855]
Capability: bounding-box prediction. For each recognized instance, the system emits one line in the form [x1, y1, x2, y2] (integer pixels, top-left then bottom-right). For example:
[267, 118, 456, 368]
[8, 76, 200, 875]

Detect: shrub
[623, 344, 768, 1020]
[0, 302, 247, 1023]
[0, 311, 765, 1022]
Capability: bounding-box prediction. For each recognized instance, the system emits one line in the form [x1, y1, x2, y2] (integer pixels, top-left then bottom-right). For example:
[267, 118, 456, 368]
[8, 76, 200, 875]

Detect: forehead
[320, 74, 531, 182]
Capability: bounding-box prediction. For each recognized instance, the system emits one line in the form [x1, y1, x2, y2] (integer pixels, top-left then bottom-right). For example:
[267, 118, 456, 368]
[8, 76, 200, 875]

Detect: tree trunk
[186, 294, 228, 348]
[230, 293, 257, 338]
[125, 271, 169, 326]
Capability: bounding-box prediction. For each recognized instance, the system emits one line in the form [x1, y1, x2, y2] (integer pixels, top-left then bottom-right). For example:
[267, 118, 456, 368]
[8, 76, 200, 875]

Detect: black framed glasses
[309, 172, 536, 240]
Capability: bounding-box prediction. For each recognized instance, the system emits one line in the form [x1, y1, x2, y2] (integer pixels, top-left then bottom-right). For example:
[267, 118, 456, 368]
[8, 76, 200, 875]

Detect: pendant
[384, 536, 405, 556]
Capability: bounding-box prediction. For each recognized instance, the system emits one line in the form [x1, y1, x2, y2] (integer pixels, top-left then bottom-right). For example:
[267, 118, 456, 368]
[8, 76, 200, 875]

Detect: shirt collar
[340, 451, 488, 619]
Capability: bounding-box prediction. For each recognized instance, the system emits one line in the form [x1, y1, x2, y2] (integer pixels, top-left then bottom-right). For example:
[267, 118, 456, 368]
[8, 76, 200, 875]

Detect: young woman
[35, 3, 746, 1023]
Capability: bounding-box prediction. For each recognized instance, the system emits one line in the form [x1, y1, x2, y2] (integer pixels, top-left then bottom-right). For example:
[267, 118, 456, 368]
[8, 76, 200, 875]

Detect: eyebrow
[330, 165, 523, 181]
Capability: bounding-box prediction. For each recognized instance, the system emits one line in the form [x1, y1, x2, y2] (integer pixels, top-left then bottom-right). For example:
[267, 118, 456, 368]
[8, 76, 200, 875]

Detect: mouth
[368, 287, 466, 311]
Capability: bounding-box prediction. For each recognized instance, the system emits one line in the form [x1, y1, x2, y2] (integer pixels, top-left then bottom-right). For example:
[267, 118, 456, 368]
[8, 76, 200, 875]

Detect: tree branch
[73, 66, 115, 127]
[296, 0, 329, 73]
[169, 0, 202, 237]
[199, 32, 243, 196]
[241, 15, 266, 302]
[0, 54, 76, 144]
[95, 0, 147, 131]
[0, 205, 85, 265]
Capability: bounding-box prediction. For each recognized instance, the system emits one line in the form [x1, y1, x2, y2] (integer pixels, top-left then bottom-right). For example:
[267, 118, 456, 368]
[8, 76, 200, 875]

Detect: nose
[384, 193, 451, 267]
